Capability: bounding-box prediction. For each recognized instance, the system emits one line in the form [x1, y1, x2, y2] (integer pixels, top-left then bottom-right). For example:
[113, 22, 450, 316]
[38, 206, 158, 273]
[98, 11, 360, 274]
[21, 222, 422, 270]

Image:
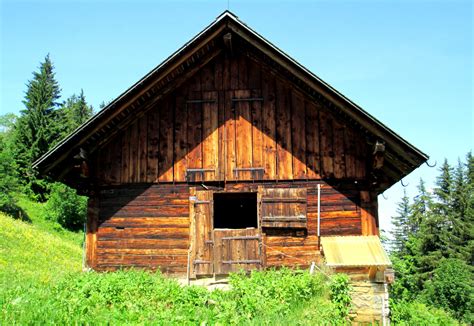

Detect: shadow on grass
[1, 203, 31, 222]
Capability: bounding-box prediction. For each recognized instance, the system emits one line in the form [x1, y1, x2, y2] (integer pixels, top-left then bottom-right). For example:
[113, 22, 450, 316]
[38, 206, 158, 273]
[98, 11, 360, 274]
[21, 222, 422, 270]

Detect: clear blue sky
[1, 0, 472, 233]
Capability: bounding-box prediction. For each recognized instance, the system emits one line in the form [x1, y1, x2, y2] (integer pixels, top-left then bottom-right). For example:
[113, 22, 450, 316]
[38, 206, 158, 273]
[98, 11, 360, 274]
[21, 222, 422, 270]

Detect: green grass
[0, 199, 464, 325]
[0, 209, 350, 325]
[0, 211, 82, 284]
[17, 194, 84, 246]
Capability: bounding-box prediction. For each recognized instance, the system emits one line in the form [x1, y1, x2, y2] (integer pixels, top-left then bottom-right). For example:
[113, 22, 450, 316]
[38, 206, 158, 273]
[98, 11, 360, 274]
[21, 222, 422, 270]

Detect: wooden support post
[360, 191, 379, 236]
[85, 196, 99, 270]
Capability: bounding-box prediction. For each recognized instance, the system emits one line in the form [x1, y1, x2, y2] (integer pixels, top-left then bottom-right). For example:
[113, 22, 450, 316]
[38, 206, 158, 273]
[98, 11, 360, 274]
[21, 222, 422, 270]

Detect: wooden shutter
[261, 188, 307, 228]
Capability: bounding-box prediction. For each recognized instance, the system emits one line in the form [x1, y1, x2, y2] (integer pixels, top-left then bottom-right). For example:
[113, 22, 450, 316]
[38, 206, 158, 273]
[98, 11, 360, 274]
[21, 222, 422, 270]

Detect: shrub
[422, 258, 473, 323]
[2, 268, 346, 325]
[391, 300, 461, 325]
[227, 268, 327, 320]
[0, 140, 23, 218]
[330, 273, 352, 318]
[44, 182, 87, 231]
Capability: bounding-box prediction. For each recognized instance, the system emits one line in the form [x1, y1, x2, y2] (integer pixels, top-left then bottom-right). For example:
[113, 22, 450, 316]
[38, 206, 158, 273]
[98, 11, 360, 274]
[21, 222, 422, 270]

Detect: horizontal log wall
[94, 51, 369, 185]
[88, 181, 365, 273]
[257, 181, 361, 269]
[94, 184, 190, 274]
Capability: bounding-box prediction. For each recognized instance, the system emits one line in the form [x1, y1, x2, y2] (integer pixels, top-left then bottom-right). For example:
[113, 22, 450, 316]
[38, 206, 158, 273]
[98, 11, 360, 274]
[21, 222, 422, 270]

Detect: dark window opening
[214, 192, 257, 229]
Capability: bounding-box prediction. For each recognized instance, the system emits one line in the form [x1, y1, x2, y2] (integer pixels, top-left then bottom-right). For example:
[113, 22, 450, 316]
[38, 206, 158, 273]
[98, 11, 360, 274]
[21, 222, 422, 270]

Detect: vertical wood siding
[95, 53, 368, 185]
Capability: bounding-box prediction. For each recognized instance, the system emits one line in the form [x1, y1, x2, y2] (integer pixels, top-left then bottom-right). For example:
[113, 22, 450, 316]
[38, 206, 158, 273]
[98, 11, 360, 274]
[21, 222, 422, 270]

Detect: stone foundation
[335, 267, 390, 324]
[350, 280, 388, 323]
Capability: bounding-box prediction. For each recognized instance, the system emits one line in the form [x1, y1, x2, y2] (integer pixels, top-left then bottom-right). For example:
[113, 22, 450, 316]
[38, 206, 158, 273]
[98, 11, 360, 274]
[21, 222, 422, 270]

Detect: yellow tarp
[321, 236, 391, 267]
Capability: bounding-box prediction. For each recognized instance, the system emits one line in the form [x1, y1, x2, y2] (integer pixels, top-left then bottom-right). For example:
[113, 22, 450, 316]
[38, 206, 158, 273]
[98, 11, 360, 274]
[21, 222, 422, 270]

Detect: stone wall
[350, 280, 388, 323]
[336, 267, 390, 324]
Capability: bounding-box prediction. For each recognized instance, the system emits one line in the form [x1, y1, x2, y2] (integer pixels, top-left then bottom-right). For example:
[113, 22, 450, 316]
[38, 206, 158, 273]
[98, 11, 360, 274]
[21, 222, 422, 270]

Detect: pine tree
[453, 154, 474, 266]
[12, 54, 61, 195]
[409, 179, 430, 234]
[465, 153, 474, 266]
[55, 89, 93, 143]
[408, 179, 447, 287]
[433, 159, 453, 212]
[391, 189, 411, 255]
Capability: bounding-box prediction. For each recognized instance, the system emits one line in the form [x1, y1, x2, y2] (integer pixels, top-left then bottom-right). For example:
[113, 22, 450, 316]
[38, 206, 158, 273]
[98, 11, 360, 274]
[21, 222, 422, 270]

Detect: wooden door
[213, 228, 262, 275]
[189, 189, 214, 277]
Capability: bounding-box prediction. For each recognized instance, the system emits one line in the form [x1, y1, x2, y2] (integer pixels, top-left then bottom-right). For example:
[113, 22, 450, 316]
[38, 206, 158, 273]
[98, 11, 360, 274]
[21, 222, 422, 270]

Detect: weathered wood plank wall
[88, 181, 365, 273]
[95, 53, 368, 185]
[92, 184, 190, 273]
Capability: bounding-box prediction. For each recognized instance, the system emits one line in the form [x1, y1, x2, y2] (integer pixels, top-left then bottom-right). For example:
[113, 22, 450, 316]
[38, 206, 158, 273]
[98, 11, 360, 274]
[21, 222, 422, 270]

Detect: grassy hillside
[0, 208, 348, 325]
[0, 211, 82, 283]
[0, 200, 461, 325]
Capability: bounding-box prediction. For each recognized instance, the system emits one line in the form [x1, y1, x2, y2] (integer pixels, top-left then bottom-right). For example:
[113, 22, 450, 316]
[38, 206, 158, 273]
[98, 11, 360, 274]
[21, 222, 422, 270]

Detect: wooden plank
[98, 227, 189, 237]
[261, 69, 277, 180]
[100, 217, 189, 228]
[275, 79, 293, 179]
[215, 56, 225, 180]
[230, 54, 239, 91]
[146, 106, 159, 183]
[189, 187, 196, 277]
[100, 206, 189, 218]
[213, 229, 225, 274]
[247, 56, 261, 89]
[217, 90, 225, 180]
[305, 101, 320, 179]
[173, 94, 188, 182]
[97, 248, 188, 255]
[201, 61, 214, 91]
[102, 142, 112, 183]
[238, 55, 248, 89]
[191, 190, 213, 276]
[319, 110, 334, 178]
[333, 120, 346, 179]
[138, 115, 148, 182]
[251, 89, 264, 178]
[86, 196, 99, 269]
[355, 133, 367, 179]
[186, 76, 203, 181]
[214, 54, 224, 91]
[344, 126, 356, 178]
[202, 91, 218, 181]
[319, 217, 362, 236]
[101, 197, 189, 207]
[110, 134, 122, 184]
[129, 120, 139, 182]
[234, 90, 253, 180]
[98, 238, 190, 250]
[360, 190, 377, 235]
[291, 90, 307, 179]
[100, 184, 189, 197]
[95, 265, 187, 274]
[224, 90, 236, 180]
[158, 99, 174, 182]
[308, 210, 360, 219]
[121, 127, 131, 183]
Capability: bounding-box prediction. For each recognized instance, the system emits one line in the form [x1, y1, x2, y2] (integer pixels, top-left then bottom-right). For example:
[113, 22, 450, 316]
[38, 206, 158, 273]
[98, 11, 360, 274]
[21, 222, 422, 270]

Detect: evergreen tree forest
[0, 55, 93, 229]
[389, 155, 474, 323]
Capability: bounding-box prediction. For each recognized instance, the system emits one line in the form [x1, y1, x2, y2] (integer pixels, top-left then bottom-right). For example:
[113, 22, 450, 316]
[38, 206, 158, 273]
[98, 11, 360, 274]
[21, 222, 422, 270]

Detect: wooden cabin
[34, 11, 427, 279]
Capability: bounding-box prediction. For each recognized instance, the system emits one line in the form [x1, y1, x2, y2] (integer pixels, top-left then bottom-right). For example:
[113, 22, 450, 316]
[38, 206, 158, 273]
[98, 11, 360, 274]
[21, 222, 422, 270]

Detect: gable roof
[33, 10, 428, 192]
